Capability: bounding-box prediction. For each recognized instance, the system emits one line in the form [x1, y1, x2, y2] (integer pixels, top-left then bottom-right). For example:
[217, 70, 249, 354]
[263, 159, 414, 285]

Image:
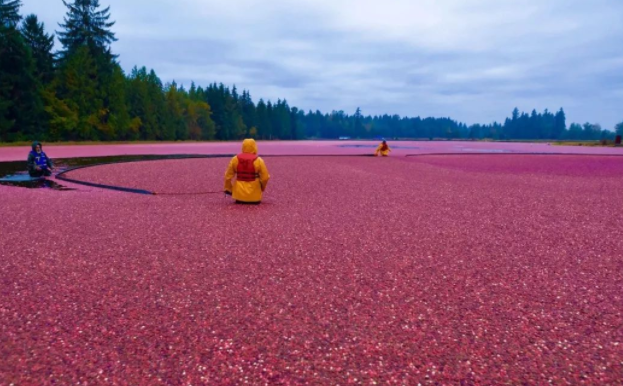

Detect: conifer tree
[0, 0, 43, 141]
[164, 82, 186, 140]
[50, 45, 99, 140]
[239, 90, 256, 131]
[57, 0, 116, 59]
[50, 0, 129, 140]
[21, 14, 55, 84]
[0, 0, 22, 28]
[553, 108, 566, 139]
[354, 107, 363, 138]
[255, 99, 269, 139]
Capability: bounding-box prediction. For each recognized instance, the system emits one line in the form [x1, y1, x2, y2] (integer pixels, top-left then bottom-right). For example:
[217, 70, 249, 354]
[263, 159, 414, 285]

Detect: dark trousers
[29, 168, 52, 177]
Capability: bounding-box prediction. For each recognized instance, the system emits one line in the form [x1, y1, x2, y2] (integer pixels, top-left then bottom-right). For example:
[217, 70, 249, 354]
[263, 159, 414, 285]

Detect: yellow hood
[241, 138, 258, 154]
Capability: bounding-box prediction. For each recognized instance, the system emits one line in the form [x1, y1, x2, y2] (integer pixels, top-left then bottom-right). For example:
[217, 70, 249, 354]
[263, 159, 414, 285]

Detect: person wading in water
[374, 140, 391, 157]
[224, 138, 270, 204]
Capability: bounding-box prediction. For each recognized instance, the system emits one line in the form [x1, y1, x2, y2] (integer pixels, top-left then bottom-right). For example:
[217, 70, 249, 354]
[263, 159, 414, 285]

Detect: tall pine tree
[553, 108, 566, 139]
[0, 0, 22, 28]
[0, 0, 43, 141]
[49, 0, 129, 140]
[20, 14, 55, 84]
[57, 0, 116, 60]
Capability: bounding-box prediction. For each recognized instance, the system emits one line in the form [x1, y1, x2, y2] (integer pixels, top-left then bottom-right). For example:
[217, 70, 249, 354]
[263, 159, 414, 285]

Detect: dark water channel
[0, 154, 214, 190]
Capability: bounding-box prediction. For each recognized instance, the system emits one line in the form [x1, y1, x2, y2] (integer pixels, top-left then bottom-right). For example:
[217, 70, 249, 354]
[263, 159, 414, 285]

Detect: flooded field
[1, 142, 623, 384]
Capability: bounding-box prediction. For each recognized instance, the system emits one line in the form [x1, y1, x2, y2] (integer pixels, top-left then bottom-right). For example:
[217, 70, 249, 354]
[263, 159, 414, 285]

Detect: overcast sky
[22, 0, 623, 128]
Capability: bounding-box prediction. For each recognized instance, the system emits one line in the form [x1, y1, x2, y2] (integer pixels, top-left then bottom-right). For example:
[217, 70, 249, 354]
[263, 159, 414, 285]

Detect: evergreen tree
[20, 14, 55, 84]
[104, 63, 130, 139]
[518, 112, 530, 139]
[50, 0, 129, 141]
[126, 66, 165, 140]
[225, 87, 245, 139]
[0, 1, 43, 141]
[266, 101, 275, 139]
[0, 0, 21, 28]
[239, 90, 256, 131]
[48, 45, 99, 140]
[255, 99, 270, 139]
[204, 83, 232, 139]
[567, 123, 582, 140]
[553, 108, 566, 139]
[126, 66, 150, 139]
[468, 124, 481, 139]
[528, 109, 539, 139]
[231, 85, 239, 104]
[354, 107, 363, 138]
[164, 81, 187, 140]
[541, 109, 555, 139]
[272, 99, 291, 139]
[57, 0, 116, 59]
[146, 70, 167, 139]
[506, 107, 519, 138]
[188, 81, 198, 100]
[290, 107, 303, 139]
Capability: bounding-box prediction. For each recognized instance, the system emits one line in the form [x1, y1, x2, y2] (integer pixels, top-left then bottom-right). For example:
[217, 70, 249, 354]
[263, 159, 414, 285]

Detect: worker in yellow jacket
[224, 139, 270, 204]
[374, 140, 391, 156]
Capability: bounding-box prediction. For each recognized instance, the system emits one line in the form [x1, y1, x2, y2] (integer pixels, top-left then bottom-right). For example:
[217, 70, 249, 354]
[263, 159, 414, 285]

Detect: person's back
[375, 141, 391, 157]
[27, 141, 53, 177]
[224, 139, 270, 204]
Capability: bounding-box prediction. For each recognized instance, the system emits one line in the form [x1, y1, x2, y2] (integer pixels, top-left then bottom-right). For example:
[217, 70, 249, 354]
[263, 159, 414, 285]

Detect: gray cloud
[21, 0, 623, 128]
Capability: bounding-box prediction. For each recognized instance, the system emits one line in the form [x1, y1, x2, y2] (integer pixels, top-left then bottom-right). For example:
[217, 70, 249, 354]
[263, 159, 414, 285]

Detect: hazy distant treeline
[1, 0, 621, 142]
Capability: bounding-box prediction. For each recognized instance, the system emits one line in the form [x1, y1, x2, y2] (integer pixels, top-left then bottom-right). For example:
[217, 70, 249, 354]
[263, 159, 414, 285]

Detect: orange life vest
[381, 143, 388, 151]
[236, 153, 258, 181]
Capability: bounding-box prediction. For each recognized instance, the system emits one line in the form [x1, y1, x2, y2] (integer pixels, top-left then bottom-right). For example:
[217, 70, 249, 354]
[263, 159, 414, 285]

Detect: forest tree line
[1, 0, 622, 143]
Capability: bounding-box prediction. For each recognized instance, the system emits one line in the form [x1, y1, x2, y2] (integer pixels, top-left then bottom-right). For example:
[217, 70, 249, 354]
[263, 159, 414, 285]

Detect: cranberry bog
[2, 139, 623, 161]
[1, 142, 623, 385]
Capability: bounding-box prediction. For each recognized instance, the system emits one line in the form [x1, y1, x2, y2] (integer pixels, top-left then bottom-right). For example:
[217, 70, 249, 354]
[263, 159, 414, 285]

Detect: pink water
[1, 140, 622, 161]
[1, 153, 622, 384]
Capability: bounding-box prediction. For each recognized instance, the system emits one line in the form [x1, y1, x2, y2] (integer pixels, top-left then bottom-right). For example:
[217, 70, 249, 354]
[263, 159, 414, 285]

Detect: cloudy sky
[23, 0, 623, 128]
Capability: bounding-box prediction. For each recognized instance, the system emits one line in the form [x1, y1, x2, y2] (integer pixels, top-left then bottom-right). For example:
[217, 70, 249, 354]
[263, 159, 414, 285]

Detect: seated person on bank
[27, 141, 54, 177]
[224, 138, 270, 204]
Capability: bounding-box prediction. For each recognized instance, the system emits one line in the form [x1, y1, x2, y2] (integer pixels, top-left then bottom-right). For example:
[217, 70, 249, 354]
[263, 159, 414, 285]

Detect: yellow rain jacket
[375, 142, 391, 156]
[224, 139, 270, 203]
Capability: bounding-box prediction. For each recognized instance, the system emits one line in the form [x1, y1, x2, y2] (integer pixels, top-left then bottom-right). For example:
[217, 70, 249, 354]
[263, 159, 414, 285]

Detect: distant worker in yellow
[374, 140, 391, 157]
[224, 139, 270, 204]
